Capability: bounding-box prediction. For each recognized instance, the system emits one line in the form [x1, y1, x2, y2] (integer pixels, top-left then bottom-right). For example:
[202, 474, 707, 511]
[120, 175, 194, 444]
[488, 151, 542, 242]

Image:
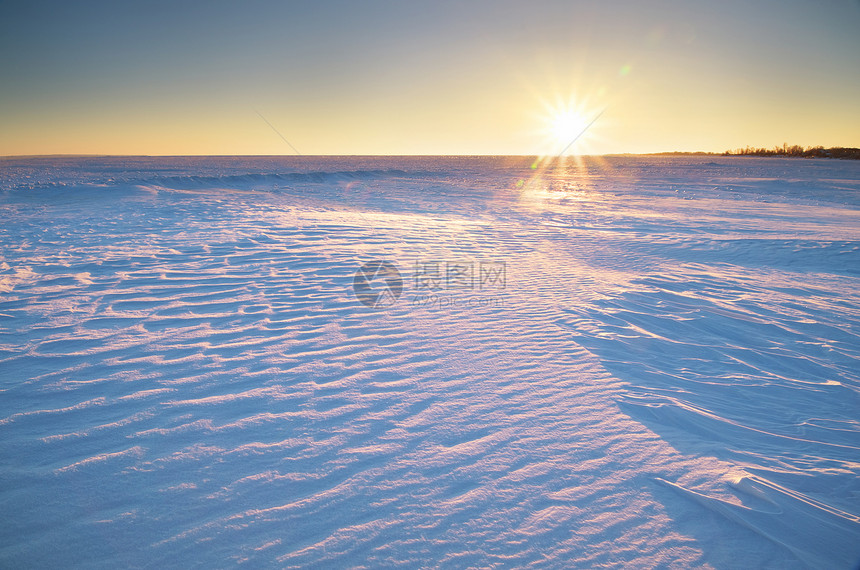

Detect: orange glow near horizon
[0, 2, 858, 156]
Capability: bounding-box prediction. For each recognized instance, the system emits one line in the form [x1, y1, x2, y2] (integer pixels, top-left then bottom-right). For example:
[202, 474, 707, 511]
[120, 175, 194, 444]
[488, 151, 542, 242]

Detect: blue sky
[1, 0, 858, 155]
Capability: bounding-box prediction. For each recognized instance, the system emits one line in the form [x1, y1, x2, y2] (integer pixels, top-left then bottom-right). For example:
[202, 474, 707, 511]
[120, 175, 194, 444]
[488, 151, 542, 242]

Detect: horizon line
[6, 150, 856, 160]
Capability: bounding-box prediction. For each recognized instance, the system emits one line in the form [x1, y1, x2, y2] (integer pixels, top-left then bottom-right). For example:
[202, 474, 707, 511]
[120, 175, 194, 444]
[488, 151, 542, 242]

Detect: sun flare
[550, 110, 590, 147]
[537, 96, 602, 157]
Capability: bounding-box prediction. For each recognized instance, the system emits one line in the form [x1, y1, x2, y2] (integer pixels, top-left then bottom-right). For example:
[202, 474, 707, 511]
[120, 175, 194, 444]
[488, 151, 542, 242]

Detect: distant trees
[724, 144, 860, 159]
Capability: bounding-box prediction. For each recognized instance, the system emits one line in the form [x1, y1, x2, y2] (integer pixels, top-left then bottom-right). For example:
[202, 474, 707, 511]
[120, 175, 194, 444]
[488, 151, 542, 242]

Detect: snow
[1, 155, 859, 568]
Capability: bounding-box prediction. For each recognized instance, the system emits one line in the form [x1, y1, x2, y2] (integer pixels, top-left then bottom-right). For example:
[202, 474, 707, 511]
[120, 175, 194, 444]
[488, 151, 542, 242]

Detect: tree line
[724, 144, 860, 159]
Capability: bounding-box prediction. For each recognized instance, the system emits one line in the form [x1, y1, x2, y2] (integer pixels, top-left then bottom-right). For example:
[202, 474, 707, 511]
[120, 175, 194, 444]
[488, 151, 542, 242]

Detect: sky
[1, 0, 859, 156]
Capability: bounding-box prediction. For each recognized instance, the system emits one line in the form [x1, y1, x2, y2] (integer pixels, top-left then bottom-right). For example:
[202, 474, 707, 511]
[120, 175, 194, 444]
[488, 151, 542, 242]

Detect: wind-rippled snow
[1, 156, 858, 568]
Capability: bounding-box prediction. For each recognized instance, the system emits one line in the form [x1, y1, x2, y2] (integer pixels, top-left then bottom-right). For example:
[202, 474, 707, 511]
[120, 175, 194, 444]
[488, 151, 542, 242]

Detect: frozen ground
[1, 155, 859, 568]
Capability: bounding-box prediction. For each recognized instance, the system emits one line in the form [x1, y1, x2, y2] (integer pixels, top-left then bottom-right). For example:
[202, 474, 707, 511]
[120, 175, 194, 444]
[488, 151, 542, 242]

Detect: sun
[536, 96, 602, 156]
[550, 110, 590, 148]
